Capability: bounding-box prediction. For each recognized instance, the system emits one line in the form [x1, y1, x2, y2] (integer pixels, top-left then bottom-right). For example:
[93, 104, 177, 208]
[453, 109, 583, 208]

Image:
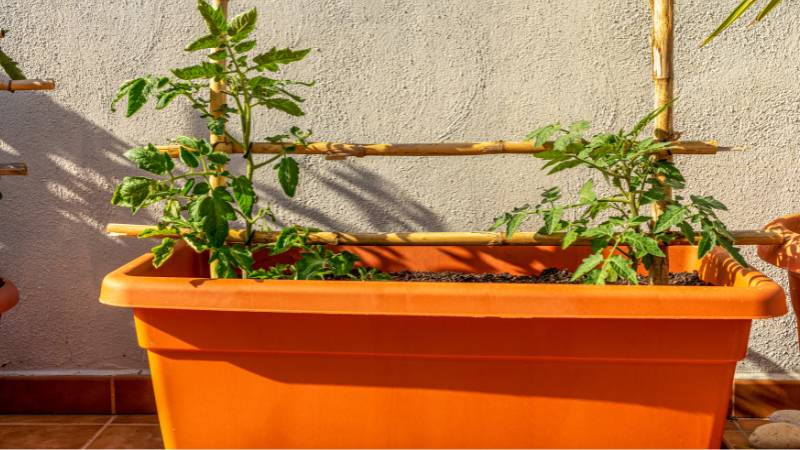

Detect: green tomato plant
[110, 0, 384, 281]
[491, 105, 747, 285]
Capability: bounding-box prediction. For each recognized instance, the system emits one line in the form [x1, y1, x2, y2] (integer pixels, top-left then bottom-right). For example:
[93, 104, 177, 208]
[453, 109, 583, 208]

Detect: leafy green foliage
[491, 108, 747, 285]
[0, 30, 25, 80]
[249, 226, 389, 280]
[702, 0, 783, 46]
[109, 1, 379, 281]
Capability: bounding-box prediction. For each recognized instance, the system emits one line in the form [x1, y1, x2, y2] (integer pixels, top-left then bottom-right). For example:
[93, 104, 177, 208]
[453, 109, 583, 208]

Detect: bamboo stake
[650, 0, 675, 284]
[0, 163, 27, 176]
[0, 79, 55, 91]
[208, 0, 229, 189]
[207, 0, 229, 279]
[155, 140, 728, 159]
[106, 224, 785, 247]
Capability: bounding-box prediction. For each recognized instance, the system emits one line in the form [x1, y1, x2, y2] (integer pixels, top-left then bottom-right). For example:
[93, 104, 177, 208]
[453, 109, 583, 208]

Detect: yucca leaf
[755, 0, 783, 22]
[702, 0, 760, 47]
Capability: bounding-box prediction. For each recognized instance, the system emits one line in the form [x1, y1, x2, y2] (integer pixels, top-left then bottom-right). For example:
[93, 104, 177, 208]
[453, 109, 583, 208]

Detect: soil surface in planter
[386, 269, 712, 286]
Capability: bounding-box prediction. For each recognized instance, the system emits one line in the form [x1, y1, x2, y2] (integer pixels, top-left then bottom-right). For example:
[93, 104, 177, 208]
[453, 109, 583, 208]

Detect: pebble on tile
[749, 422, 800, 449]
[769, 410, 800, 427]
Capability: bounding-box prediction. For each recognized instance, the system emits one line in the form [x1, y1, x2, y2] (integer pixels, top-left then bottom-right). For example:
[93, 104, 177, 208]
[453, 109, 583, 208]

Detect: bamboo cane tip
[717, 145, 746, 152]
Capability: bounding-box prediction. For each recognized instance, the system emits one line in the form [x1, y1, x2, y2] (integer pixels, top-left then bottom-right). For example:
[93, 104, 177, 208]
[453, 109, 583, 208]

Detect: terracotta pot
[758, 213, 800, 346]
[0, 278, 19, 321]
[100, 243, 786, 449]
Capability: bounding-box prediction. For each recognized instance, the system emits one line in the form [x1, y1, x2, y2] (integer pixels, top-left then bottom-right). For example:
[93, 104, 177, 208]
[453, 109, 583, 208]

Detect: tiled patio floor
[0, 414, 765, 449]
[723, 417, 769, 449]
[0, 415, 162, 449]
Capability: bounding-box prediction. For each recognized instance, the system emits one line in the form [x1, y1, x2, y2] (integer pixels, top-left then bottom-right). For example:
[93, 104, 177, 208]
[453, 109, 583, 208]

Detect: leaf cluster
[249, 227, 389, 281]
[492, 106, 746, 285]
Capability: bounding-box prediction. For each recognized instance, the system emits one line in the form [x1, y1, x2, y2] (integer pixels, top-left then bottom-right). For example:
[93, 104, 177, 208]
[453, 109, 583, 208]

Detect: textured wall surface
[0, 0, 798, 376]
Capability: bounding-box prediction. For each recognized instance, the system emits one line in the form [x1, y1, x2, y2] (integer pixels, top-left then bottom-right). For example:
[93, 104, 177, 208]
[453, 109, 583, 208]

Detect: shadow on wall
[0, 91, 151, 370]
[257, 163, 445, 231]
[0, 93, 442, 271]
[0, 91, 442, 370]
[0, 91, 143, 267]
[745, 349, 790, 376]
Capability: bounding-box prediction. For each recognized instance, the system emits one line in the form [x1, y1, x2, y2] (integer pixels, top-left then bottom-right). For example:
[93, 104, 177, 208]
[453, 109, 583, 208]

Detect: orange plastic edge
[100, 244, 786, 320]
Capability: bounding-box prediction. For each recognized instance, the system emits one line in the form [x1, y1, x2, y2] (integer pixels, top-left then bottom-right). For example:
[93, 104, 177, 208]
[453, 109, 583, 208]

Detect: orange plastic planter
[101, 244, 785, 449]
[759, 213, 800, 346]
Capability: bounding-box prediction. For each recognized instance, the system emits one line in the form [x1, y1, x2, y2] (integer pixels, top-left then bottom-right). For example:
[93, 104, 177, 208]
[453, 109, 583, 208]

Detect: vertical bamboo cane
[650, 0, 674, 285]
[208, 0, 229, 279]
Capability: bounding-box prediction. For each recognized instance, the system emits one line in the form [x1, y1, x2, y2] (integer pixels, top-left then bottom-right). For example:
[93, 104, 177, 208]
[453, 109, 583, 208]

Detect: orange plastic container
[759, 213, 800, 346]
[100, 244, 786, 449]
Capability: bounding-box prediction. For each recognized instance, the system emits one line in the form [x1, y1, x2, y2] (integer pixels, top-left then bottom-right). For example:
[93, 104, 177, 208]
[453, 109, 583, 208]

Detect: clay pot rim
[0, 278, 19, 314]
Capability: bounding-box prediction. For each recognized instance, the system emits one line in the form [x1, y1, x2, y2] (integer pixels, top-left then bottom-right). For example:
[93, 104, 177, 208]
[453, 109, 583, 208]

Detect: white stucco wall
[0, 0, 798, 377]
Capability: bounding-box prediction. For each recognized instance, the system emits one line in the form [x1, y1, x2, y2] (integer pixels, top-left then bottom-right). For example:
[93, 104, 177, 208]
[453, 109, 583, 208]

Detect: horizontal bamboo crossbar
[156, 140, 730, 159]
[0, 163, 28, 176]
[0, 79, 55, 91]
[107, 224, 785, 247]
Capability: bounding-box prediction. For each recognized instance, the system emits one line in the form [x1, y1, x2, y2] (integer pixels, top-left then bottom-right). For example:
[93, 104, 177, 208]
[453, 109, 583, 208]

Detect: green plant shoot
[491, 106, 747, 285]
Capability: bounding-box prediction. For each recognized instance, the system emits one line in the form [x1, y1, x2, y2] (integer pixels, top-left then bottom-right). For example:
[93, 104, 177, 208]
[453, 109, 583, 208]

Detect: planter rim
[0, 278, 19, 314]
[759, 213, 800, 272]
[100, 244, 786, 320]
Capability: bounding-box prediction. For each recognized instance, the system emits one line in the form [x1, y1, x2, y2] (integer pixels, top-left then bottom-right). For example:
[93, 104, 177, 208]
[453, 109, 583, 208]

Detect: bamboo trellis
[108, 0, 786, 249]
[0, 79, 55, 92]
[155, 140, 733, 159]
[107, 224, 785, 247]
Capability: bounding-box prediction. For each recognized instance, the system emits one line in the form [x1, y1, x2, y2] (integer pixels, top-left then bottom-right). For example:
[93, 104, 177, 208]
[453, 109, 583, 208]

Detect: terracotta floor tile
[87, 425, 163, 449]
[0, 424, 103, 449]
[736, 418, 769, 432]
[111, 415, 159, 424]
[723, 429, 752, 450]
[0, 415, 110, 424]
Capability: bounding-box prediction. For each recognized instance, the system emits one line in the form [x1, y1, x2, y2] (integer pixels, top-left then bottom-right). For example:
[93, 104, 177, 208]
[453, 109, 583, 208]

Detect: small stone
[770, 410, 800, 427]
[749, 422, 800, 449]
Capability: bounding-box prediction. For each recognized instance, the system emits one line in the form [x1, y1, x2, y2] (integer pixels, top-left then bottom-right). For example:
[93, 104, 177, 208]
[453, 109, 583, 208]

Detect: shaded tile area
[0, 424, 104, 449]
[0, 375, 156, 415]
[723, 417, 769, 449]
[113, 377, 157, 414]
[88, 424, 162, 449]
[110, 414, 159, 424]
[0, 415, 162, 449]
[0, 415, 110, 424]
[0, 377, 111, 414]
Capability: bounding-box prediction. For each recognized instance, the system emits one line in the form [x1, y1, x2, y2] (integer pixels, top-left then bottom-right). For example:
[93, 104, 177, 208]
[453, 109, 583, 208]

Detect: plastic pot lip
[759, 213, 800, 273]
[0, 278, 19, 314]
[99, 244, 786, 320]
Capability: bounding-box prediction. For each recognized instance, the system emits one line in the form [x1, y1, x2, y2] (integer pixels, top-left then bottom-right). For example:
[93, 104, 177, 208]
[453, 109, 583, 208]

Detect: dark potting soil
[387, 268, 713, 286]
